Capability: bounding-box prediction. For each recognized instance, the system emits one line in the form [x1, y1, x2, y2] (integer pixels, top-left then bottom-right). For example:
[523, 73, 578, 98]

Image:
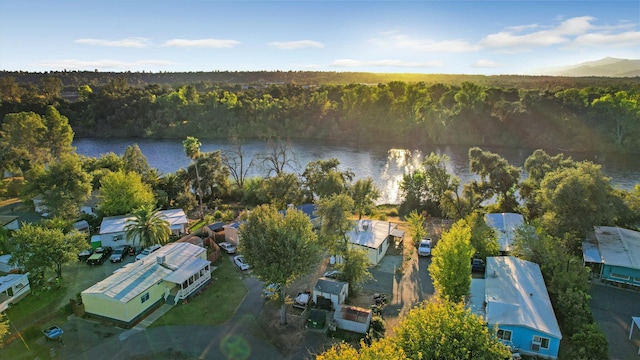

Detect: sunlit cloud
[471, 59, 503, 68]
[570, 31, 640, 48]
[75, 37, 151, 48]
[163, 39, 240, 48]
[329, 59, 442, 68]
[269, 40, 324, 49]
[34, 59, 175, 70]
[480, 16, 595, 50]
[369, 34, 479, 53]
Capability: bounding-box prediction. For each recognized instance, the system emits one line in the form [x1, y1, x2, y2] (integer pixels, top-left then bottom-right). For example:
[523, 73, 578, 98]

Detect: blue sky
[1, 0, 638, 75]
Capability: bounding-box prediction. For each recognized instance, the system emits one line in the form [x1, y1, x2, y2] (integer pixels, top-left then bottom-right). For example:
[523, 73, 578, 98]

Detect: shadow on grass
[150, 256, 248, 327]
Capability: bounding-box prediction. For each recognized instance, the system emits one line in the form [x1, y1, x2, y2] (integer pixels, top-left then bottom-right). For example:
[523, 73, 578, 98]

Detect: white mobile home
[96, 209, 189, 248]
[344, 220, 403, 265]
[0, 273, 31, 313]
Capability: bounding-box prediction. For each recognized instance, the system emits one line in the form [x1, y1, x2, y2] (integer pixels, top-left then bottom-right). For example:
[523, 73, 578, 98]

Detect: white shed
[313, 278, 348, 310]
[333, 305, 372, 334]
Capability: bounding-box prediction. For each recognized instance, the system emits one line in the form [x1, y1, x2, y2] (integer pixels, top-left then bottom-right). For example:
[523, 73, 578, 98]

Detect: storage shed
[333, 305, 372, 334]
[313, 278, 348, 310]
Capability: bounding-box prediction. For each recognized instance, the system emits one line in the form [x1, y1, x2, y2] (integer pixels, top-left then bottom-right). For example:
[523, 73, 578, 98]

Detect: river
[74, 138, 640, 205]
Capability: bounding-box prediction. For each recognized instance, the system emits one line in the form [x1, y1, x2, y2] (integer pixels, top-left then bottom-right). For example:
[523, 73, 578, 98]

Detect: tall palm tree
[183, 136, 205, 219]
[125, 205, 171, 250]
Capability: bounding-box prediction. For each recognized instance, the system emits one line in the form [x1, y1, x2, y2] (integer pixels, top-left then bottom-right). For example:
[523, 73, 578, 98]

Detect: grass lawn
[150, 255, 248, 327]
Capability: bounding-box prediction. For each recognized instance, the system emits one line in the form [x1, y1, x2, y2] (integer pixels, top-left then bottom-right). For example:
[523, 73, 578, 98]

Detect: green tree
[468, 212, 500, 259]
[1, 111, 48, 172]
[538, 162, 621, 247]
[468, 147, 520, 212]
[302, 158, 354, 200]
[393, 298, 510, 360]
[122, 144, 151, 180]
[183, 136, 205, 219]
[21, 153, 93, 220]
[340, 247, 373, 294]
[351, 178, 381, 220]
[568, 323, 609, 360]
[430, 219, 475, 302]
[406, 210, 427, 246]
[239, 205, 320, 325]
[260, 172, 304, 210]
[0, 314, 7, 347]
[9, 224, 87, 283]
[43, 106, 74, 162]
[125, 205, 171, 250]
[99, 171, 155, 216]
[317, 338, 405, 360]
[78, 84, 93, 101]
[315, 193, 355, 253]
[591, 91, 640, 149]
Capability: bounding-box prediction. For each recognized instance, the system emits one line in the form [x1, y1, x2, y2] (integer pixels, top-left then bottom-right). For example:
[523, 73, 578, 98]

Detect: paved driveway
[590, 283, 640, 360]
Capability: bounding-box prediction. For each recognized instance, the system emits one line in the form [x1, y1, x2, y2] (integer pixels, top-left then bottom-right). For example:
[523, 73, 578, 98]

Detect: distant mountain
[544, 57, 640, 77]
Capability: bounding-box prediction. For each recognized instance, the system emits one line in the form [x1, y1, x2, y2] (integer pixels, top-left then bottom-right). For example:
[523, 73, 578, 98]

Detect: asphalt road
[590, 283, 640, 360]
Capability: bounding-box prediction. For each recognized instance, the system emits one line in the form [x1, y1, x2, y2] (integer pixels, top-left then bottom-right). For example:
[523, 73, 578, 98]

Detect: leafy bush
[22, 326, 41, 341]
[567, 323, 609, 360]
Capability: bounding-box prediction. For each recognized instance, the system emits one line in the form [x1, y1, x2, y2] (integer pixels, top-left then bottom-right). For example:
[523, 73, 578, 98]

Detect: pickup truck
[87, 246, 113, 265]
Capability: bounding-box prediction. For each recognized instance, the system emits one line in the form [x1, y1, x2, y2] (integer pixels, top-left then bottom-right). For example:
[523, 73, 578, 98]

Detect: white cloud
[268, 40, 324, 49]
[369, 34, 478, 53]
[471, 59, 503, 68]
[329, 59, 442, 68]
[35, 59, 175, 70]
[75, 37, 151, 48]
[163, 39, 240, 48]
[570, 31, 640, 48]
[480, 16, 595, 50]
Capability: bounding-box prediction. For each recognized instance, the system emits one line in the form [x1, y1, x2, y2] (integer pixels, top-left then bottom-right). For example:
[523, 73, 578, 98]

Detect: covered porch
[163, 258, 211, 305]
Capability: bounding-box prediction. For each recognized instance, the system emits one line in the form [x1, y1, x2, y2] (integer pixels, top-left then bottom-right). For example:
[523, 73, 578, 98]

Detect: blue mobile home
[470, 256, 562, 359]
[582, 226, 640, 287]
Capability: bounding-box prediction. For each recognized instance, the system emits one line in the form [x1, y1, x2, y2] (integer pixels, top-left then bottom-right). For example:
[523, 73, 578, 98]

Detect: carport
[628, 316, 640, 355]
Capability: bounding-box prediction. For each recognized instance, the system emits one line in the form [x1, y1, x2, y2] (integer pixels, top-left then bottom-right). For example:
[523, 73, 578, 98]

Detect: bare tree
[221, 133, 255, 188]
[258, 138, 299, 177]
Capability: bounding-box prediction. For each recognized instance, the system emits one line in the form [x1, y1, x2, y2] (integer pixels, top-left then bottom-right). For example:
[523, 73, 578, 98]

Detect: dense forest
[1, 71, 639, 153]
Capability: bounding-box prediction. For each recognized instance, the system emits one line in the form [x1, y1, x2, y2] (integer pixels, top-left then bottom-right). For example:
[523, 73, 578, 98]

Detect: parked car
[323, 270, 342, 279]
[293, 291, 311, 309]
[77, 248, 94, 262]
[218, 242, 237, 254]
[418, 238, 432, 257]
[86, 246, 113, 265]
[471, 258, 486, 273]
[109, 245, 131, 263]
[233, 255, 250, 271]
[135, 244, 162, 261]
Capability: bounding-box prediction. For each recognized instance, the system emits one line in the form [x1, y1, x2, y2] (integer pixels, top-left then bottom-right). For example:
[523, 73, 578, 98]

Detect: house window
[497, 329, 512, 342]
[633, 277, 640, 283]
[611, 272, 630, 281]
[141, 292, 150, 304]
[532, 335, 550, 350]
[113, 234, 123, 241]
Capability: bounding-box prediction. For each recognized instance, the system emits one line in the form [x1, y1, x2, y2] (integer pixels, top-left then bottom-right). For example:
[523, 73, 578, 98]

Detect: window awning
[390, 229, 404, 238]
[164, 258, 210, 284]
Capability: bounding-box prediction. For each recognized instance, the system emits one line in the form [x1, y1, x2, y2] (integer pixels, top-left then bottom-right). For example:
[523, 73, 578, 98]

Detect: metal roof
[164, 258, 210, 284]
[581, 240, 603, 263]
[484, 256, 562, 339]
[82, 242, 205, 303]
[484, 213, 525, 253]
[590, 226, 640, 269]
[99, 209, 188, 234]
[314, 278, 347, 295]
[346, 220, 395, 249]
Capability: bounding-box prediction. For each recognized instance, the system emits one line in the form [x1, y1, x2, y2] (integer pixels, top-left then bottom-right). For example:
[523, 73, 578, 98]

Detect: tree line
[1, 74, 639, 153]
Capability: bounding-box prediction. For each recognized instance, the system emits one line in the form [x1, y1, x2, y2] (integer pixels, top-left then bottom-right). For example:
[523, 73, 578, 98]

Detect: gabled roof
[484, 213, 525, 252]
[99, 209, 188, 234]
[484, 256, 562, 339]
[82, 242, 206, 303]
[587, 226, 640, 269]
[314, 278, 347, 295]
[346, 220, 395, 249]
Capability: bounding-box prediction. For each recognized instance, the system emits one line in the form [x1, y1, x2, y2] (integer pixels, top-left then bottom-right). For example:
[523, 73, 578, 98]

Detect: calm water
[74, 138, 640, 205]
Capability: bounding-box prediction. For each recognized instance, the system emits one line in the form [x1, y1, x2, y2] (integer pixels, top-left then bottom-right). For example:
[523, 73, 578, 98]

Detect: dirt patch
[256, 302, 308, 356]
